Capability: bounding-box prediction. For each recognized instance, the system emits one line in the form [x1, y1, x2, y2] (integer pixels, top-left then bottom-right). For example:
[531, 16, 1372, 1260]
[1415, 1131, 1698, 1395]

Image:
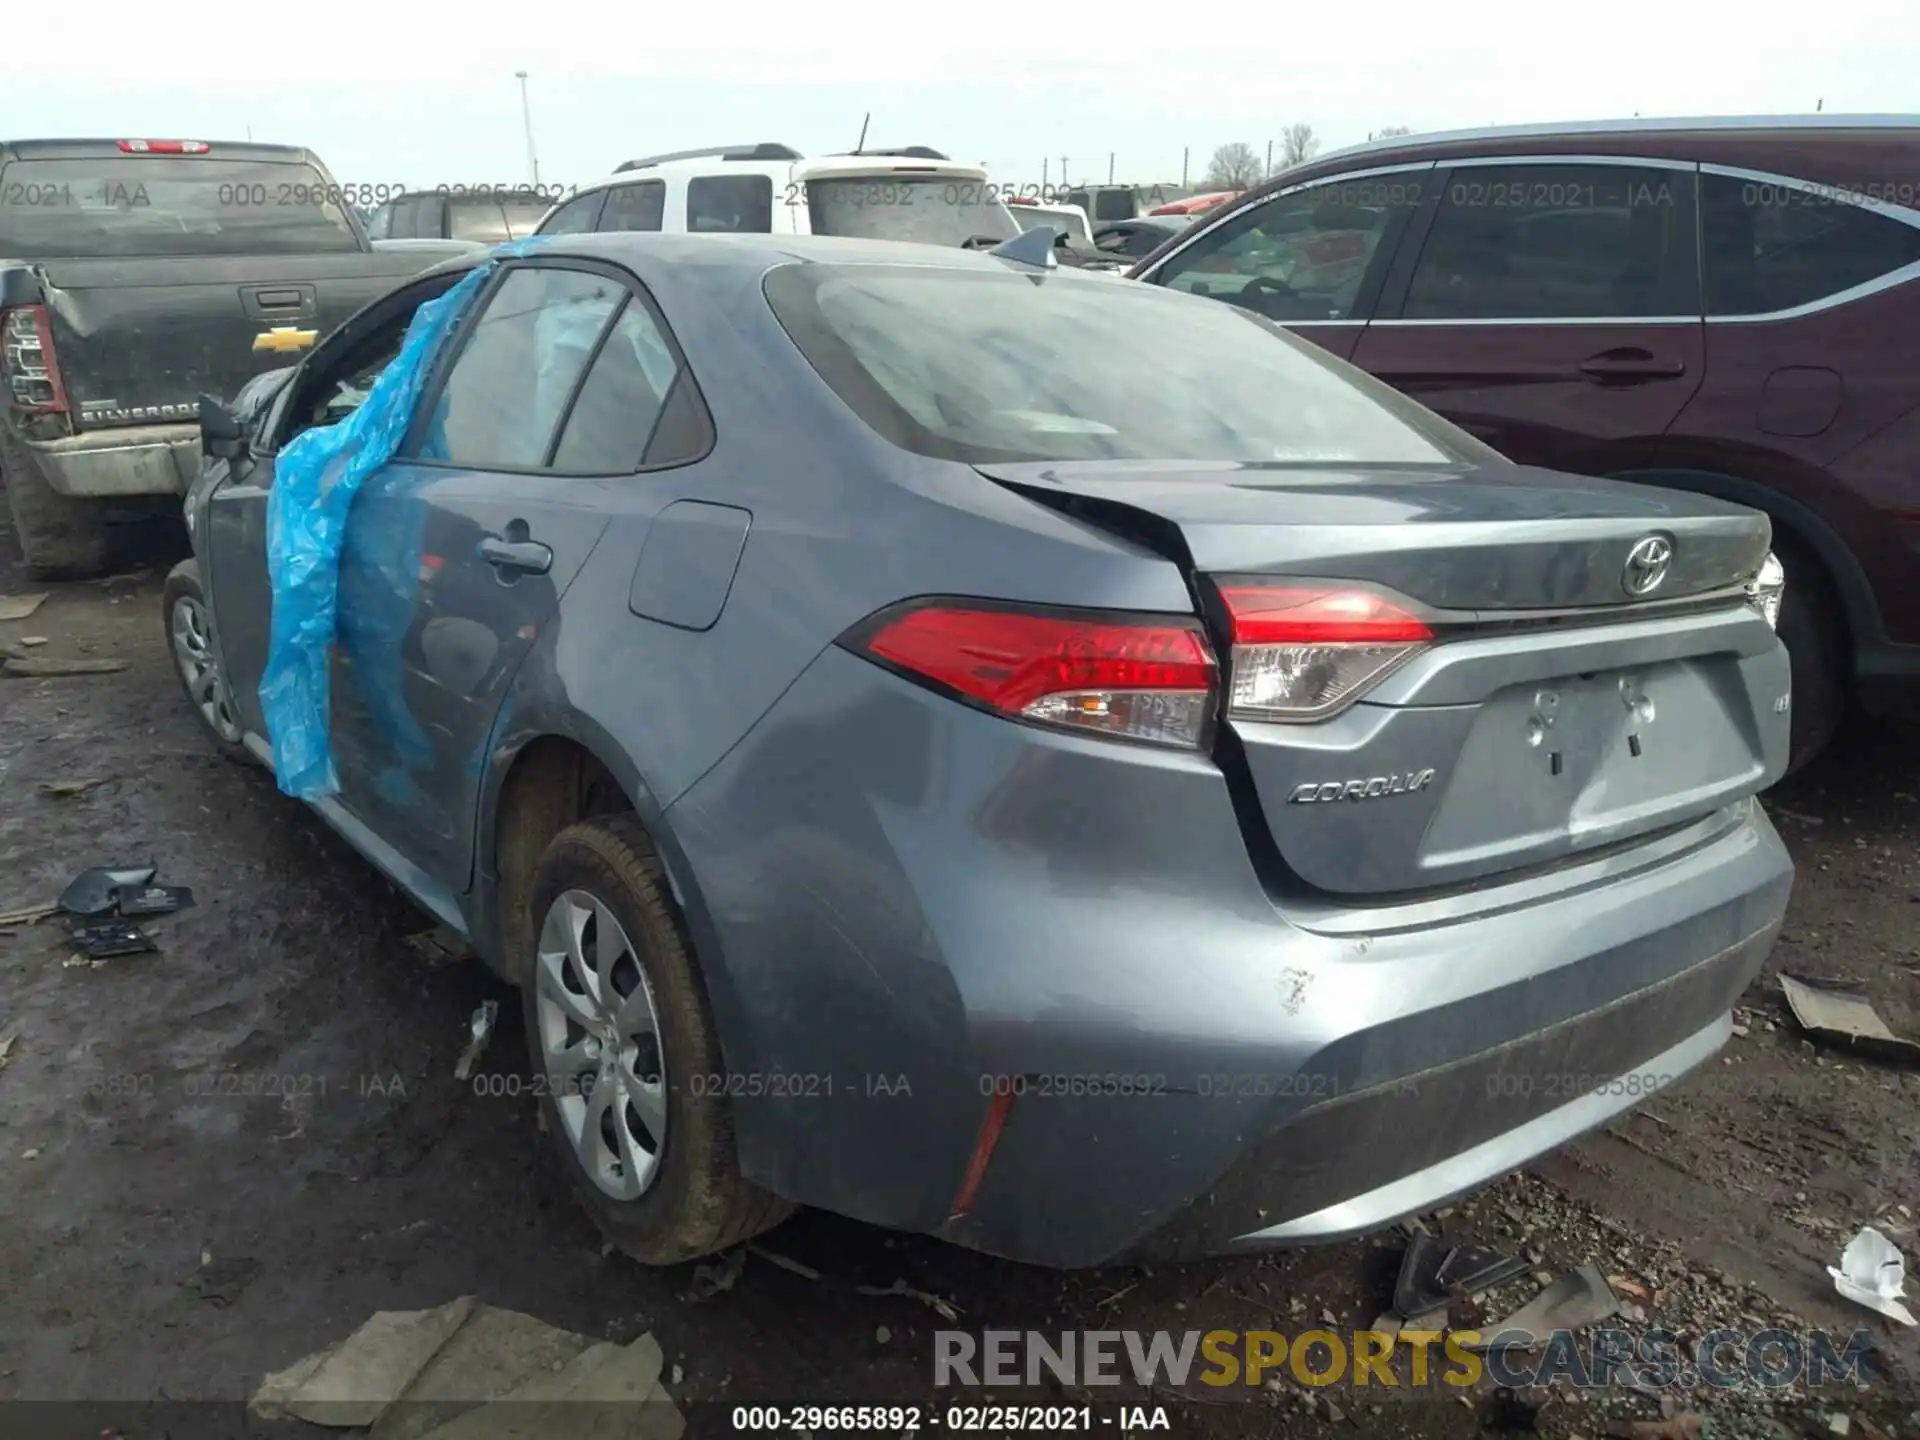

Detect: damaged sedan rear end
[167, 233, 1793, 1270]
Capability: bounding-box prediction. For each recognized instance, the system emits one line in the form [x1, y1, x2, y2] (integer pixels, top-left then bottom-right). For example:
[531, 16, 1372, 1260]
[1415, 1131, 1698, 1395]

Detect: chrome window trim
[1439, 153, 1699, 174]
[1134, 161, 1437, 283]
[1697, 162, 1920, 321]
[1310, 114, 1920, 168]
[1367, 315, 1701, 328]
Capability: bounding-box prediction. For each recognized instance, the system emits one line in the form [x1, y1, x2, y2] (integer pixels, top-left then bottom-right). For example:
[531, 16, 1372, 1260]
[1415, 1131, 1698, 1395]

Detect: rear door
[330, 259, 674, 895]
[1350, 157, 1706, 474]
[0, 152, 465, 429]
[1136, 165, 1434, 360]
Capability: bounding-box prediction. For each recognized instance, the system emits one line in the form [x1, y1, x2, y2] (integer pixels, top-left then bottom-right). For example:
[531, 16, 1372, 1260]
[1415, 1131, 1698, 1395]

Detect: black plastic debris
[1394, 1231, 1530, 1318]
[114, 883, 196, 917]
[70, 919, 159, 959]
[57, 864, 157, 918]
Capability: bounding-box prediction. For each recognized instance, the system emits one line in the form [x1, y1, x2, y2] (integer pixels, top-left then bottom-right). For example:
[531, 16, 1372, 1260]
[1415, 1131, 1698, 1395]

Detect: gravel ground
[0, 518, 1916, 1440]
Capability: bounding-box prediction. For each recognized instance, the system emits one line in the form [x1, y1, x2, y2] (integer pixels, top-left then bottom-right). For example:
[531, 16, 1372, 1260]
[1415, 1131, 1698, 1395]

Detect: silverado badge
[253, 326, 317, 354]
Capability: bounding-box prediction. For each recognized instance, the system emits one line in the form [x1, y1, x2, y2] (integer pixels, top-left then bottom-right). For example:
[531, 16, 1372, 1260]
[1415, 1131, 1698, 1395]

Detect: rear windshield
[764, 263, 1487, 466]
[0, 157, 360, 258]
[806, 176, 1021, 247]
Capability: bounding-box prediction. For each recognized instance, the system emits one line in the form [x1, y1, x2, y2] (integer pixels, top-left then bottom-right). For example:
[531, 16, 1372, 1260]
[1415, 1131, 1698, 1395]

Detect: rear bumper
[22, 424, 198, 497]
[666, 646, 1796, 1268]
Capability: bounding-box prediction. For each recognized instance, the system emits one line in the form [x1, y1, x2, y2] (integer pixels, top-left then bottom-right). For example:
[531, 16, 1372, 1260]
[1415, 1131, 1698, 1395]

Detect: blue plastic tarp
[258, 238, 545, 800]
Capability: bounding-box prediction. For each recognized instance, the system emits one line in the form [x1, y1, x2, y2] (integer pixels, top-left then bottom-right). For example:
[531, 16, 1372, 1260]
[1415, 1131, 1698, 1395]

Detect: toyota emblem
[1622, 535, 1673, 596]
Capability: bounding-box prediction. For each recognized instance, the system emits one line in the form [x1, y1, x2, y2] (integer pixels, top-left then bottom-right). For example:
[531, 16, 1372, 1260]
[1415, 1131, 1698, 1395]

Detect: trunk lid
[980, 459, 1790, 895]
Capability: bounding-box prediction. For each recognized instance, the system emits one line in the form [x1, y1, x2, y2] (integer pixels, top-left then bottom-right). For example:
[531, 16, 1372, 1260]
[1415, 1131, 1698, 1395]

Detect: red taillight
[1216, 583, 1432, 722]
[2, 306, 68, 414]
[851, 601, 1218, 749]
[118, 140, 210, 154]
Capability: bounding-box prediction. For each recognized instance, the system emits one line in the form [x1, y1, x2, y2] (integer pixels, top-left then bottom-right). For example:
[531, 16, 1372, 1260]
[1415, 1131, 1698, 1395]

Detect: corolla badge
[1622, 535, 1673, 597]
[1288, 769, 1437, 804]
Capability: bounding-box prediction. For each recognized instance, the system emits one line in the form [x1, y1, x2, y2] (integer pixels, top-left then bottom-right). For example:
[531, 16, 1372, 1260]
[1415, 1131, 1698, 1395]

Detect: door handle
[1579, 349, 1687, 383]
[477, 536, 553, 575]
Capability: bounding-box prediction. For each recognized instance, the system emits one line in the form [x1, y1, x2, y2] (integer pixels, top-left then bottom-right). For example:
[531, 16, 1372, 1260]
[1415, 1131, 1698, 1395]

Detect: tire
[1773, 535, 1847, 779]
[522, 814, 794, 1264]
[162, 559, 252, 765]
[1, 427, 110, 580]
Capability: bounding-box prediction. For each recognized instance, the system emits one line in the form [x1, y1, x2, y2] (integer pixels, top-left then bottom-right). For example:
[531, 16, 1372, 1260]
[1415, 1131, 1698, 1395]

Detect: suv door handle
[477, 536, 553, 575]
[1579, 349, 1687, 383]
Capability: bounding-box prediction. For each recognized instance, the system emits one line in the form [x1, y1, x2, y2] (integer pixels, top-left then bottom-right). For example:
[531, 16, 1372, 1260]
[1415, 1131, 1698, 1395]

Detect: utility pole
[1042, 157, 1049, 189]
[1181, 147, 1189, 190]
[1265, 139, 1273, 176]
[1108, 152, 1115, 184]
[1816, 97, 1825, 111]
[515, 71, 540, 187]
[1059, 156, 1069, 190]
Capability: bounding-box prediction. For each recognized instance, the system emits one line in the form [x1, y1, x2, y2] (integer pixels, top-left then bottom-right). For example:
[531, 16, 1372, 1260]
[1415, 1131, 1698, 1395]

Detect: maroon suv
[1128, 115, 1920, 771]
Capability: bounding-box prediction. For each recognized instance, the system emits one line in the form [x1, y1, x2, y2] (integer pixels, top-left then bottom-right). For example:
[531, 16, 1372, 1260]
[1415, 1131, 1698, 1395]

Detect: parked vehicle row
[1128, 114, 1920, 771]
[0, 138, 478, 578]
[169, 220, 1792, 1269]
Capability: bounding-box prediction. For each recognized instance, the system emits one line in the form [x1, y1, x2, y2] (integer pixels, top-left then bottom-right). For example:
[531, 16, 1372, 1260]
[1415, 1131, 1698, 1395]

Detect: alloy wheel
[534, 889, 668, 1200]
[170, 593, 242, 744]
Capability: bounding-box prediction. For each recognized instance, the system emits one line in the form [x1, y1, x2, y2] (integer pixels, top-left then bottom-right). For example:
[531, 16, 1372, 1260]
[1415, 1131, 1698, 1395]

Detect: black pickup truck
[0, 138, 480, 577]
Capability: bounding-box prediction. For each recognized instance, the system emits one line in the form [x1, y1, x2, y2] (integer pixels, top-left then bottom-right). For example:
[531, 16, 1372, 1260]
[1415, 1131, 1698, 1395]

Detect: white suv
[534, 143, 1027, 248]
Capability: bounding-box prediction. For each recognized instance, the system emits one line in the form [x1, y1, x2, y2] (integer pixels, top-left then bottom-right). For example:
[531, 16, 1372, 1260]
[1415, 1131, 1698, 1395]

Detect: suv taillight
[1216, 582, 1433, 722]
[2, 306, 68, 414]
[846, 599, 1218, 749]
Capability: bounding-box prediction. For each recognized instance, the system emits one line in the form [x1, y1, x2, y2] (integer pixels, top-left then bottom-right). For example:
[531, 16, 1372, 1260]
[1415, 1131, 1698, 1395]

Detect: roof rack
[829, 146, 950, 161]
[615, 142, 802, 172]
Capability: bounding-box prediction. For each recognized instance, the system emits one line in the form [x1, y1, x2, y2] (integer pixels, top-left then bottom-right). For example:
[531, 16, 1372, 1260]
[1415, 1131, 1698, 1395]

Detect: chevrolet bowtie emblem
[253, 326, 317, 354]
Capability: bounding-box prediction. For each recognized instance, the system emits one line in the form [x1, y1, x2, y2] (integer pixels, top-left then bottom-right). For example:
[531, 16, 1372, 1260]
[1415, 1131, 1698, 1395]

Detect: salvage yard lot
[0, 526, 1916, 1438]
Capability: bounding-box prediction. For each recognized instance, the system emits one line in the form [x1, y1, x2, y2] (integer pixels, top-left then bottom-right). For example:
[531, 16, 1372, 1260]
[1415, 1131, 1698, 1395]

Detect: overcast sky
[9, 0, 1917, 190]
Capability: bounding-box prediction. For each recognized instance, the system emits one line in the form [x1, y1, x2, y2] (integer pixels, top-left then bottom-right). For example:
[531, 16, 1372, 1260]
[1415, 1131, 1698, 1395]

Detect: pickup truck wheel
[162, 560, 252, 765]
[523, 814, 794, 1264]
[1, 429, 110, 580]
[1773, 536, 1845, 780]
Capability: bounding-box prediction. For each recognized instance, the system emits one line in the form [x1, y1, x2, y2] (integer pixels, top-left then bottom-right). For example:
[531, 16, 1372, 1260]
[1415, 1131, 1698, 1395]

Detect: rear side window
[538, 191, 605, 235]
[806, 176, 1020, 245]
[0, 156, 360, 258]
[365, 201, 394, 240]
[449, 197, 512, 244]
[687, 174, 772, 233]
[1403, 164, 1698, 319]
[1702, 172, 1920, 316]
[550, 299, 686, 471]
[1155, 178, 1423, 321]
[419, 266, 625, 469]
[598, 181, 665, 233]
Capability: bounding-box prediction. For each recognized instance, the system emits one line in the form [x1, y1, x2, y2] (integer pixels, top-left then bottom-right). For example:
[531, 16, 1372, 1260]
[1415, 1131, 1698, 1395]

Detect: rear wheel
[522, 814, 793, 1263]
[162, 559, 251, 764]
[1, 428, 110, 580]
[1773, 535, 1846, 778]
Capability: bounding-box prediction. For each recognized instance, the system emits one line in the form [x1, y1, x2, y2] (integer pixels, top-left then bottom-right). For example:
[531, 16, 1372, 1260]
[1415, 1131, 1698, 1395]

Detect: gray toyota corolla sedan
[166, 231, 1794, 1269]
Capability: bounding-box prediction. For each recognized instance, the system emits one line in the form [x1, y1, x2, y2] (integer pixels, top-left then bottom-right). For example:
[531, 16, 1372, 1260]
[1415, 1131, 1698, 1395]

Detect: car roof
[1310, 112, 1920, 168]
[525, 230, 1070, 275]
[0, 137, 314, 164]
[566, 151, 990, 200]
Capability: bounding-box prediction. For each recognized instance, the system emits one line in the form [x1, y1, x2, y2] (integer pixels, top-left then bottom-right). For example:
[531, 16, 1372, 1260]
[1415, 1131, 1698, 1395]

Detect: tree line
[1201, 125, 1412, 189]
